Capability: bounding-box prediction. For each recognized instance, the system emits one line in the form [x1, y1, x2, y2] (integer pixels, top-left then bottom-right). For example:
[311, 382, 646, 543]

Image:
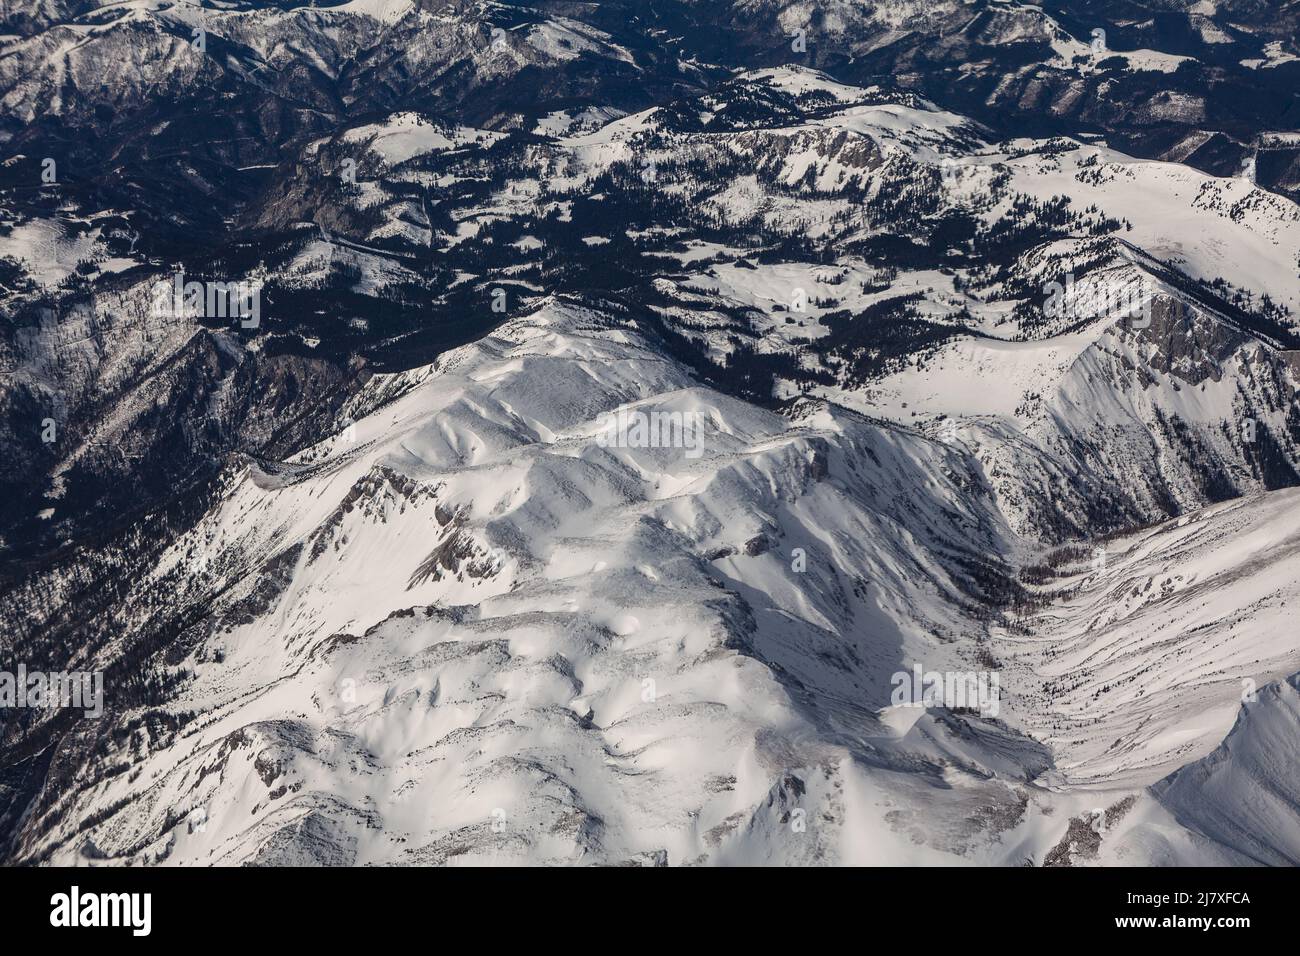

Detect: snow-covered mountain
[7, 297, 1297, 865]
[2, 3, 1298, 866]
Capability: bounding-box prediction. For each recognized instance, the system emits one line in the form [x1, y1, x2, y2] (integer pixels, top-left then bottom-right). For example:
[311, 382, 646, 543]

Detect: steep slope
[1151, 671, 1300, 866]
[996, 488, 1300, 789]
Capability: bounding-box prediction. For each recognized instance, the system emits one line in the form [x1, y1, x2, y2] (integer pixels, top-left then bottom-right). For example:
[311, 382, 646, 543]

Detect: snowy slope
[997, 489, 1300, 789]
[1151, 672, 1300, 866]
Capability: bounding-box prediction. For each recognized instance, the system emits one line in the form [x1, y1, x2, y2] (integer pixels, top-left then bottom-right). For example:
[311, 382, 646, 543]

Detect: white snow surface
[35, 299, 1300, 866]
